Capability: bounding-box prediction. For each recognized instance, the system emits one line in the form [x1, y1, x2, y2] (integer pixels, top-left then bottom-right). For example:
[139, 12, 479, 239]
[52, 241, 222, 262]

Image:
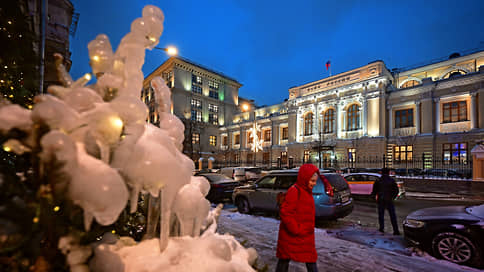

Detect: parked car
[422, 169, 463, 178]
[403, 204, 484, 268]
[194, 173, 239, 203]
[395, 168, 422, 177]
[232, 170, 353, 219]
[220, 167, 262, 184]
[343, 173, 405, 199]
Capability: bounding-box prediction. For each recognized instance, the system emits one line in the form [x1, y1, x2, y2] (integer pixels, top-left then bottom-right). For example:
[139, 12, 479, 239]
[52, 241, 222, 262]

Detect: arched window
[347, 104, 360, 131]
[323, 109, 335, 133]
[304, 112, 313, 136]
[401, 80, 420, 88]
[443, 69, 466, 79]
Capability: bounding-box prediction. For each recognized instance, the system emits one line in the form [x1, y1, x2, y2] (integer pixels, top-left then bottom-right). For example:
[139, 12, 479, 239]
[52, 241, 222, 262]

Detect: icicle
[96, 139, 110, 164]
[71, 73, 92, 88]
[84, 210, 94, 231]
[159, 188, 170, 252]
[54, 53, 73, 87]
[129, 185, 140, 213]
[144, 193, 160, 239]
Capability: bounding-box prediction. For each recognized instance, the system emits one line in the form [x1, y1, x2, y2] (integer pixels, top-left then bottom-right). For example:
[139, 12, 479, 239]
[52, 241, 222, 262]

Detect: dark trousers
[377, 200, 399, 233]
[275, 258, 318, 272]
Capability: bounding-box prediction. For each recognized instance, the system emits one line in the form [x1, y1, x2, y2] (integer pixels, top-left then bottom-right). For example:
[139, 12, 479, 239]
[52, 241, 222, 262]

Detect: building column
[415, 101, 421, 134]
[470, 92, 477, 129]
[336, 103, 341, 138]
[388, 105, 393, 137]
[434, 98, 440, 133]
[363, 99, 368, 135]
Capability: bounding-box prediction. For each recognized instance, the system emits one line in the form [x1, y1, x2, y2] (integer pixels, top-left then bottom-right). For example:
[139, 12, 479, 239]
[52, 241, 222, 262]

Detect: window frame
[304, 112, 313, 136]
[394, 145, 413, 163]
[442, 101, 467, 123]
[209, 135, 217, 146]
[394, 108, 414, 128]
[323, 109, 335, 133]
[347, 104, 360, 131]
[443, 143, 467, 165]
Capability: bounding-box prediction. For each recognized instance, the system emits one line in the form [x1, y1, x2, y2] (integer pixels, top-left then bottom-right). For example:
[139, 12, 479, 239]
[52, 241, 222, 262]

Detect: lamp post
[154, 46, 178, 56]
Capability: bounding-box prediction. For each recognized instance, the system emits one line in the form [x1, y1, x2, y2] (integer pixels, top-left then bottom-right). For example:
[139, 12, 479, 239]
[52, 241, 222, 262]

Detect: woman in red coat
[276, 164, 319, 272]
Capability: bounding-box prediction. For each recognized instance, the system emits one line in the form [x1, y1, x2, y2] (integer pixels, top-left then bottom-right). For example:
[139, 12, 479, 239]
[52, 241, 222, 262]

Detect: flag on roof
[325, 60, 331, 70]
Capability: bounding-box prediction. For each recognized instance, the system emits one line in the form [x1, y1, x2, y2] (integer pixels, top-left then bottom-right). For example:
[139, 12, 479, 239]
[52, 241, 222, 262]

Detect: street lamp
[155, 46, 178, 56]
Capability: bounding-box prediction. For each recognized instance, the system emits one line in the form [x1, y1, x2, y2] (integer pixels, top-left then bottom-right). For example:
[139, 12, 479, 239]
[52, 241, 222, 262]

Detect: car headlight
[404, 219, 425, 228]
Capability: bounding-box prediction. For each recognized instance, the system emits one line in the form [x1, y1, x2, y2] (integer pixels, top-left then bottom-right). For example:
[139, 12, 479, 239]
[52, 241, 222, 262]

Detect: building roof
[175, 56, 241, 84]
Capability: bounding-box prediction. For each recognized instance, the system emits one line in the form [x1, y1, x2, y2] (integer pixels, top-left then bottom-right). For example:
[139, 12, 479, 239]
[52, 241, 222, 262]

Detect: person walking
[275, 164, 319, 272]
[371, 168, 400, 235]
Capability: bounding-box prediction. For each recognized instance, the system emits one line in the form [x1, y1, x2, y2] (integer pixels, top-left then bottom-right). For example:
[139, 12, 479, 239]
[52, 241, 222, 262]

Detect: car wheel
[432, 232, 479, 265]
[236, 197, 250, 214]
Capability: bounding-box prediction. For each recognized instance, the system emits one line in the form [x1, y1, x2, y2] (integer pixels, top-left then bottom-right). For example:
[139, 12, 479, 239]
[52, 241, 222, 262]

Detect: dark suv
[232, 170, 353, 219]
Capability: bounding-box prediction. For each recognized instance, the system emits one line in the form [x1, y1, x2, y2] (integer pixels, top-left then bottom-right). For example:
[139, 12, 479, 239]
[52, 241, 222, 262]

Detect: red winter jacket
[276, 164, 318, 263]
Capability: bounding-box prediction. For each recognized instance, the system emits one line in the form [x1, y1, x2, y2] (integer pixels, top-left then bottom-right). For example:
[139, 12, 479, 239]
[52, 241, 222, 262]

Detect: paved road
[322, 196, 484, 232]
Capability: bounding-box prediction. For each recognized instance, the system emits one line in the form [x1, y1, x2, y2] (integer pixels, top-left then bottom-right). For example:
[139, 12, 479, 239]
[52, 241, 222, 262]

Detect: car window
[276, 175, 296, 189]
[324, 174, 348, 190]
[367, 175, 380, 182]
[257, 176, 276, 189]
[345, 175, 357, 182]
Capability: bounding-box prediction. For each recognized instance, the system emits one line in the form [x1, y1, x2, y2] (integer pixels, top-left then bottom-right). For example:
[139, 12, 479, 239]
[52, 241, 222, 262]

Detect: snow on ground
[217, 210, 483, 272]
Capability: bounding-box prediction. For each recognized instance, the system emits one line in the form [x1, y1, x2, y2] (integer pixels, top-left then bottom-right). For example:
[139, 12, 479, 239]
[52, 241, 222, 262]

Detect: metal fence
[211, 155, 473, 180]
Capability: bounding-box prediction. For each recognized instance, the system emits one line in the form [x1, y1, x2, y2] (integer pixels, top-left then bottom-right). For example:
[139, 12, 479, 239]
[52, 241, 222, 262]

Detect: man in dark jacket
[371, 168, 400, 235]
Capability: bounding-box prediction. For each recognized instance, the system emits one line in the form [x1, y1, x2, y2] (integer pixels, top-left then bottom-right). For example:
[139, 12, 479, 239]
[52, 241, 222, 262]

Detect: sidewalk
[217, 211, 481, 272]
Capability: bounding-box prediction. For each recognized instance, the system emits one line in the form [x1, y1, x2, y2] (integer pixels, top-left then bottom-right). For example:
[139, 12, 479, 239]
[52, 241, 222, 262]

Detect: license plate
[341, 196, 349, 203]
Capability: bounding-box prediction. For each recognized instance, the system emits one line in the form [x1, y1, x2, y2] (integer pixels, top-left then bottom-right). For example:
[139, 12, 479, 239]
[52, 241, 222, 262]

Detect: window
[395, 109, 414, 128]
[222, 136, 228, 146]
[401, 80, 420, 88]
[257, 176, 276, 189]
[443, 69, 466, 79]
[247, 153, 253, 164]
[233, 153, 240, 163]
[263, 152, 270, 164]
[348, 148, 356, 162]
[322, 109, 335, 133]
[304, 150, 311, 162]
[443, 143, 467, 164]
[208, 80, 219, 90]
[192, 85, 202, 94]
[192, 133, 200, 145]
[276, 175, 296, 189]
[191, 109, 202, 122]
[191, 98, 202, 109]
[208, 103, 218, 112]
[234, 134, 240, 145]
[192, 74, 202, 94]
[163, 70, 173, 88]
[209, 90, 219, 99]
[264, 129, 271, 142]
[281, 151, 287, 164]
[247, 131, 253, 144]
[281, 127, 288, 140]
[347, 104, 360, 131]
[394, 145, 413, 163]
[443, 101, 467, 123]
[209, 135, 217, 146]
[304, 113, 313, 136]
[192, 74, 202, 84]
[209, 113, 218, 125]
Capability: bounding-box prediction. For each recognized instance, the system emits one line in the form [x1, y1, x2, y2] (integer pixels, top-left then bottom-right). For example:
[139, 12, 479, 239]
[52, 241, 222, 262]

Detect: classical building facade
[142, 57, 244, 162]
[143, 50, 484, 170]
[218, 50, 484, 170]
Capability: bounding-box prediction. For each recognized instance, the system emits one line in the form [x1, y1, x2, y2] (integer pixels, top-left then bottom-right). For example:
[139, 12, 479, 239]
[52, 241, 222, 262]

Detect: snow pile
[0, 4, 257, 272]
[91, 234, 257, 272]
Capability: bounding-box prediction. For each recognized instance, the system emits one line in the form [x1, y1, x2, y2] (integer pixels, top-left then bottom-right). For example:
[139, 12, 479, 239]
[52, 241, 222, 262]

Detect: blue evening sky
[70, 0, 484, 106]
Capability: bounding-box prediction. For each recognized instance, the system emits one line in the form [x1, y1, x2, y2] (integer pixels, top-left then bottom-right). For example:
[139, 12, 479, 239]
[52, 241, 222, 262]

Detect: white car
[343, 173, 405, 198]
